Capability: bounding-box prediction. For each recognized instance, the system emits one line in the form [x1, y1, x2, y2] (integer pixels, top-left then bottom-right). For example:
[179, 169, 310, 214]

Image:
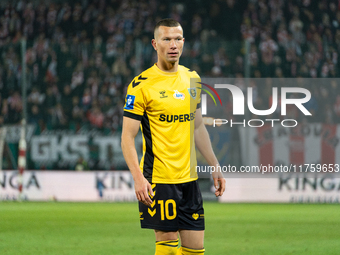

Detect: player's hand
[212, 171, 226, 197]
[134, 177, 154, 206]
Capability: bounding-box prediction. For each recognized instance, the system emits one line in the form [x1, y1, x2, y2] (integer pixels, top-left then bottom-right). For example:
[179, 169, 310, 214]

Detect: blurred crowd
[0, 0, 340, 131]
[240, 0, 340, 123]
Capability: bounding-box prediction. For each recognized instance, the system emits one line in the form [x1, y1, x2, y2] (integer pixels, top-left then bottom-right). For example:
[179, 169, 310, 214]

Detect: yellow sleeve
[123, 85, 145, 121]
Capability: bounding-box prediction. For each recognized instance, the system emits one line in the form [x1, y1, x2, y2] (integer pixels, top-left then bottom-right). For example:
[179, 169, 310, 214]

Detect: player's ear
[151, 39, 157, 51]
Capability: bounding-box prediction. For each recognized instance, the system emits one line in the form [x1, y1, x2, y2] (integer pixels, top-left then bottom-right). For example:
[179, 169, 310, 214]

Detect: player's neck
[156, 61, 178, 73]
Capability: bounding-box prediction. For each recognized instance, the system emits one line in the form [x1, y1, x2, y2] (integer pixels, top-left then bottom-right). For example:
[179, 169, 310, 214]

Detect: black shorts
[139, 180, 204, 231]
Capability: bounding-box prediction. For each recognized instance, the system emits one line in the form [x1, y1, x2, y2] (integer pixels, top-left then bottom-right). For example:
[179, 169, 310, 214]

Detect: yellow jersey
[123, 64, 201, 184]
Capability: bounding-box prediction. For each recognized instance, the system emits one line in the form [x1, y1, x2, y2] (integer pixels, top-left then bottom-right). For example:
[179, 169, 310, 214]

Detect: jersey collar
[153, 64, 179, 76]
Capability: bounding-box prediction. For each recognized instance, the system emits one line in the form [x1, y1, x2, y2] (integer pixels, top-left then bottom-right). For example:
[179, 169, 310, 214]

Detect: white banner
[219, 177, 340, 203]
[0, 171, 136, 202]
[30, 134, 125, 165]
[2, 171, 338, 203]
[29, 132, 142, 169]
[3, 125, 35, 143]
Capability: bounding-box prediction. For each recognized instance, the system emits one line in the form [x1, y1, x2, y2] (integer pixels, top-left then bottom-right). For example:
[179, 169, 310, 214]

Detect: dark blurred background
[0, 0, 339, 171]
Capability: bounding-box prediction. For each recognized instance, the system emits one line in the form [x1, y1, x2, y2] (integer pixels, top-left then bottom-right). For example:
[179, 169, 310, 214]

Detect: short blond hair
[154, 18, 182, 38]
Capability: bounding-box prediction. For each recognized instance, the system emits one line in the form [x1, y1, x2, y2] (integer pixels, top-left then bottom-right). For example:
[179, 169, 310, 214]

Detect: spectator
[75, 156, 89, 171]
[6, 91, 22, 124]
[87, 106, 104, 129]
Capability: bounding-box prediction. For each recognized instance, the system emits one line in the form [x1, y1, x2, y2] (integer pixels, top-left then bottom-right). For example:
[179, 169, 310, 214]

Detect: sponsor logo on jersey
[124, 95, 136, 110]
[159, 112, 196, 122]
[173, 90, 185, 100]
[159, 90, 168, 98]
[188, 88, 197, 99]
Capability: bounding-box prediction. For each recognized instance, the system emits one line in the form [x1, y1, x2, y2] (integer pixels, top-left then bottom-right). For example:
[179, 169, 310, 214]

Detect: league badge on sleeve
[124, 95, 136, 110]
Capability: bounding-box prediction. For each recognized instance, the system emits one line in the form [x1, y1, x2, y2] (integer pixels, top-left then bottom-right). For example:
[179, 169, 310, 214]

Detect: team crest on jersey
[173, 90, 185, 100]
[188, 88, 197, 99]
[124, 94, 136, 110]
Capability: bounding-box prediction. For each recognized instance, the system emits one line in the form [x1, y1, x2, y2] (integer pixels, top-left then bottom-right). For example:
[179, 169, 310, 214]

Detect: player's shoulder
[179, 65, 200, 79]
[127, 66, 155, 92]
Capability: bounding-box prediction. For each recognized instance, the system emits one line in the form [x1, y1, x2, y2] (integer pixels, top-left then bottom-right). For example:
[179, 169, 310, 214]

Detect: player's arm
[194, 108, 226, 197]
[121, 116, 153, 206]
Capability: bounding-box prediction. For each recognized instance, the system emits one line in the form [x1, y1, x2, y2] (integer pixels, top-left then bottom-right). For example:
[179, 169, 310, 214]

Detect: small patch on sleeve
[124, 95, 136, 110]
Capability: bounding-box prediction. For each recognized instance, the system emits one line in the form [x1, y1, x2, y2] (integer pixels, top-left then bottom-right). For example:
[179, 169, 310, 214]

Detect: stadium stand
[0, 0, 339, 170]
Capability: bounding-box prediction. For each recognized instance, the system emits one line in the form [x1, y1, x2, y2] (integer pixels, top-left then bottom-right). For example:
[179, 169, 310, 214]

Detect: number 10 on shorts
[158, 199, 177, 220]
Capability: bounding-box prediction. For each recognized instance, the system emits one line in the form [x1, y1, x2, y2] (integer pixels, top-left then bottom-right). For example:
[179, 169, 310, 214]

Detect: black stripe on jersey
[197, 102, 201, 109]
[141, 112, 154, 181]
[132, 75, 148, 87]
[123, 111, 143, 121]
[132, 80, 140, 88]
[138, 75, 147, 80]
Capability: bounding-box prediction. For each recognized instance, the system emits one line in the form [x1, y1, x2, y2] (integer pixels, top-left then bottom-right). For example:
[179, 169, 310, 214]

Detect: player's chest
[146, 81, 198, 114]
